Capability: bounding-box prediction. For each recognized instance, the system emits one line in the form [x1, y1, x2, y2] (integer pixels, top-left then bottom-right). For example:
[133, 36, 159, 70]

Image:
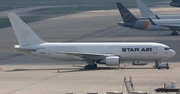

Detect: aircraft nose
[169, 49, 176, 58]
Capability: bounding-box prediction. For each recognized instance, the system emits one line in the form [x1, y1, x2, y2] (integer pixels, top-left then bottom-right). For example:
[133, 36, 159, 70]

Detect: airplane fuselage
[118, 20, 169, 31]
[8, 13, 176, 69]
[134, 20, 169, 31]
[19, 42, 175, 62]
[144, 15, 180, 19]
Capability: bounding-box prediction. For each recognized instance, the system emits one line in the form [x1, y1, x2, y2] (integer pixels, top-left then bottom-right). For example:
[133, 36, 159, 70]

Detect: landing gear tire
[84, 64, 97, 70]
[171, 32, 178, 35]
[85, 65, 90, 69]
[90, 65, 95, 69]
[93, 64, 97, 68]
[155, 60, 159, 68]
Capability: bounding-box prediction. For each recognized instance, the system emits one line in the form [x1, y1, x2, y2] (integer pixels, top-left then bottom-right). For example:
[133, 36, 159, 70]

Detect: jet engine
[98, 56, 120, 66]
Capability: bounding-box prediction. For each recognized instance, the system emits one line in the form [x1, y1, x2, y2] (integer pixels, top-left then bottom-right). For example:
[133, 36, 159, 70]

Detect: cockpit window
[164, 48, 170, 50]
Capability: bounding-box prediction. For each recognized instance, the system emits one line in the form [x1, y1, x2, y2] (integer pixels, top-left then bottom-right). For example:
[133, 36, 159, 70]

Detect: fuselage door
[153, 47, 157, 54]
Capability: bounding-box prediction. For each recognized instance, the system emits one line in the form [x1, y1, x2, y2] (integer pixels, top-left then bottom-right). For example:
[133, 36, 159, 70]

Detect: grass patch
[0, 16, 41, 28]
[0, 0, 170, 12]
[29, 0, 169, 15]
[38, 6, 116, 14]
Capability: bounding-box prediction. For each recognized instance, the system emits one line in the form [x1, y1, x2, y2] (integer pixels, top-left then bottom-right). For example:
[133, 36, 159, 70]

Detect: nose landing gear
[171, 32, 178, 35]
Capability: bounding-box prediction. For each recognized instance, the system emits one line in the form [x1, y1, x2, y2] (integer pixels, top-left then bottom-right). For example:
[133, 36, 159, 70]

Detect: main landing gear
[84, 61, 97, 70]
[171, 32, 178, 35]
[84, 64, 97, 70]
[154, 61, 159, 68]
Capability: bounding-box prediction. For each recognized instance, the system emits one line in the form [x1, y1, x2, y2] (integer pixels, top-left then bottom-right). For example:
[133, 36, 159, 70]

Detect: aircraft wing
[136, 0, 155, 17]
[56, 51, 117, 60]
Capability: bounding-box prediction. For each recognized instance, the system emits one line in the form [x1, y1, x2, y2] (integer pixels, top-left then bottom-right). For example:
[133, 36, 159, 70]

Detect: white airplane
[136, 0, 180, 19]
[8, 13, 176, 69]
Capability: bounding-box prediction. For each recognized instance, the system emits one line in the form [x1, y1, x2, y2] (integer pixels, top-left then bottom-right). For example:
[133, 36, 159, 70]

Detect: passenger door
[153, 47, 157, 54]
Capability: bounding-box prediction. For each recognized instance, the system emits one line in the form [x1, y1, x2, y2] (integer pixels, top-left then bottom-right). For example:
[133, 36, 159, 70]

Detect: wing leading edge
[56, 51, 118, 60]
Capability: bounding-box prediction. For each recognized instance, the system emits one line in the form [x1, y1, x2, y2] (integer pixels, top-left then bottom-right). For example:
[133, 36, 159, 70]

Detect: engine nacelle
[99, 56, 120, 66]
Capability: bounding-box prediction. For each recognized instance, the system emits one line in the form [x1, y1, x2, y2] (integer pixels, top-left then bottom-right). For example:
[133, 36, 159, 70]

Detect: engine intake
[98, 56, 120, 66]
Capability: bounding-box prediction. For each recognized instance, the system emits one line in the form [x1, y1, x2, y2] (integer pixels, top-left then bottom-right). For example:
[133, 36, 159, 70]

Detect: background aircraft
[116, 2, 179, 35]
[8, 13, 175, 69]
[148, 18, 180, 35]
[136, 0, 180, 19]
[170, 0, 180, 7]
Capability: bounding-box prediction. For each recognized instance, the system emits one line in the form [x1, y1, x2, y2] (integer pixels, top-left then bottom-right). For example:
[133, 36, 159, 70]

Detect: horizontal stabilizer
[9, 47, 36, 52]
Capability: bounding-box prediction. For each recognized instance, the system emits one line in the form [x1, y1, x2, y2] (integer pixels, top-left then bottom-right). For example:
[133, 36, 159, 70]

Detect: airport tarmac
[1, 5, 180, 94]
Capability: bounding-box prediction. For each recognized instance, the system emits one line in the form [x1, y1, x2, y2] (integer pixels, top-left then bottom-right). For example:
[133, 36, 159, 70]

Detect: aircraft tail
[116, 2, 138, 23]
[136, 0, 155, 17]
[8, 13, 45, 46]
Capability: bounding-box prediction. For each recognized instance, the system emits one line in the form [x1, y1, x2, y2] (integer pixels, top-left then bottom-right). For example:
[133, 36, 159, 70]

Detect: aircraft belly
[121, 53, 162, 61]
[50, 53, 80, 61]
[134, 21, 169, 31]
[146, 25, 169, 31]
[31, 51, 164, 61]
